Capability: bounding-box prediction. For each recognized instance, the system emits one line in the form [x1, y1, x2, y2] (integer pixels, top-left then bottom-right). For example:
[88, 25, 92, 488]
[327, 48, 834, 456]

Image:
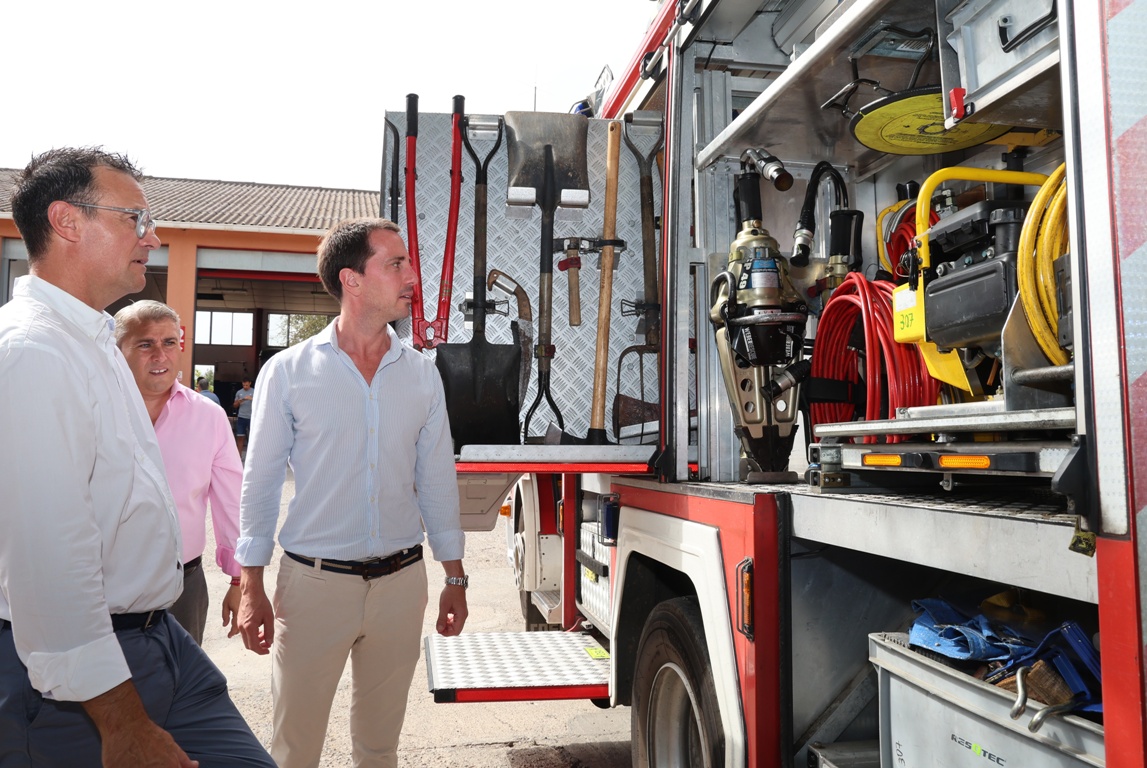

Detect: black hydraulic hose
[737, 171, 763, 225]
[880, 25, 936, 91]
[791, 161, 848, 267]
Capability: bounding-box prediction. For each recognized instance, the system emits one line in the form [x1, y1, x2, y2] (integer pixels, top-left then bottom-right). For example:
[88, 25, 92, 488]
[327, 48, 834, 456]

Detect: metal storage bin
[869, 632, 1104, 767]
[937, 0, 1062, 130]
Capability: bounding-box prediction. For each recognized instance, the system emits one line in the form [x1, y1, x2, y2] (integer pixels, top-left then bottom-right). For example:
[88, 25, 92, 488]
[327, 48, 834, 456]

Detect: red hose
[810, 274, 939, 443]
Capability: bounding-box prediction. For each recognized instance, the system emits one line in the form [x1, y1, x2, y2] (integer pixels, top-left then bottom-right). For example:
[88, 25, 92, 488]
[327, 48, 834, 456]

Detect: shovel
[504, 111, 590, 441]
[435, 115, 521, 452]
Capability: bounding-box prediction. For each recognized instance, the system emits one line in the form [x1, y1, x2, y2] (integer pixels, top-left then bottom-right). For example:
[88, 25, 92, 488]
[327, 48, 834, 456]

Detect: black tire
[631, 597, 725, 767]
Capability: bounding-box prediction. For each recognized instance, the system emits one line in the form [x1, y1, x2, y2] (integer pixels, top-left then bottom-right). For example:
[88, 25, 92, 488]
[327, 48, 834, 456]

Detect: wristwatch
[445, 575, 469, 589]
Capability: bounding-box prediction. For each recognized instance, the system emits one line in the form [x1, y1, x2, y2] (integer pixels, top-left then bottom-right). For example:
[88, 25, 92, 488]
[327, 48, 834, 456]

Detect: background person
[236, 217, 467, 768]
[115, 301, 244, 646]
[233, 377, 254, 455]
[197, 376, 221, 406]
[0, 146, 272, 766]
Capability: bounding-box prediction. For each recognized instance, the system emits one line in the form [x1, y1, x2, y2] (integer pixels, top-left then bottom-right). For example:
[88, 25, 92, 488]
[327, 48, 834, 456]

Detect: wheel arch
[612, 505, 747, 768]
[612, 550, 696, 707]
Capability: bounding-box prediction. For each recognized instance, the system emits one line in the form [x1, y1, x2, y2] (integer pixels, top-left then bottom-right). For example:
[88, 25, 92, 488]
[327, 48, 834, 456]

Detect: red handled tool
[405, 94, 465, 350]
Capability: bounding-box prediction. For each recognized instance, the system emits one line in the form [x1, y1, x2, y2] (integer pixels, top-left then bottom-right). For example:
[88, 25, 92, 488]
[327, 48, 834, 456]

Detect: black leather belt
[286, 545, 423, 581]
[1, 611, 166, 633]
[183, 556, 202, 571]
[111, 610, 167, 631]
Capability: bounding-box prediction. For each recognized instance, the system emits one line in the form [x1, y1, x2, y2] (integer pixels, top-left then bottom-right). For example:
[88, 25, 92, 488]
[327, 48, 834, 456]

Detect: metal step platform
[425, 631, 610, 703]
[531, 589, 561, 623]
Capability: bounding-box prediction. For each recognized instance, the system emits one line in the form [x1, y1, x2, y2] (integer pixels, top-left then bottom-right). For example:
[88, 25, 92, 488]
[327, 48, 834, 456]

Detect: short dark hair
[197, 377, 209, 389]
[10, 147, 143, 260]
[316, 218, 401, 301]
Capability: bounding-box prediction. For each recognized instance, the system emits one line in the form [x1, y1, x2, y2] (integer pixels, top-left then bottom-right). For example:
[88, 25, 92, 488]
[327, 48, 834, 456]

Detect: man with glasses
[66, 200, 157, 239]
[0, 147, 273, 766]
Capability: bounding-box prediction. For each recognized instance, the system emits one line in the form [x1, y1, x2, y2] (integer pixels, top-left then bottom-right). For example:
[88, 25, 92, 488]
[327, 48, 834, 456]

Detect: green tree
[192, 369, 214, 389]
[273, 313, 332, 347]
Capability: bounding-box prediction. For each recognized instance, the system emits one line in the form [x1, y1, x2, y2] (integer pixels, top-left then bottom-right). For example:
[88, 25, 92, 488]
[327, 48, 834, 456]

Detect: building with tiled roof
[1, 169, 382, 392]
[0, 169, 381, 232]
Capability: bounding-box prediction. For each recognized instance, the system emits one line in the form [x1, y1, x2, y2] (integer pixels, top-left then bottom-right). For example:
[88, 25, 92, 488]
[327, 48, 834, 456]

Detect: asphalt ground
[201, 474, 632, 767]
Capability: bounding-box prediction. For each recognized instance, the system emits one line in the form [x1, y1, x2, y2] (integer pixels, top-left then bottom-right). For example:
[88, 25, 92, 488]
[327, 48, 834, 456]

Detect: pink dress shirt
[155, 381, 243, 578]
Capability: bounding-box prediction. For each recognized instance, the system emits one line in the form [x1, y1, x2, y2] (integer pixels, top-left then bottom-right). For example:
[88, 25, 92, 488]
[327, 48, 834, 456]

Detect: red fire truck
[391, 0, 1144, 765]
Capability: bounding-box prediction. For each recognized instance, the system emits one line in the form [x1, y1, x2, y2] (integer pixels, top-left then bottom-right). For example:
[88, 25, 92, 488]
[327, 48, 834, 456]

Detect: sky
[4, 0, 659, 191]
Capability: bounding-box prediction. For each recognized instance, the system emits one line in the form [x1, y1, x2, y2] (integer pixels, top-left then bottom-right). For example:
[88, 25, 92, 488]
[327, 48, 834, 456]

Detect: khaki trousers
[270, 551, 428, 768]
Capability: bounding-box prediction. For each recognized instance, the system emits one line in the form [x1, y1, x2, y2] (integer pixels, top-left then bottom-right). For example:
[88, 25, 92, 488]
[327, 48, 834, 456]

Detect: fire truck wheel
[631, 596, 724, 768]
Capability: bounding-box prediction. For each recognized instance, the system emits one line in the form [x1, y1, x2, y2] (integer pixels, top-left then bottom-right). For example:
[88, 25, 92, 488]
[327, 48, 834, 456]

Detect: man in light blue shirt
[236, 217, 468, 768]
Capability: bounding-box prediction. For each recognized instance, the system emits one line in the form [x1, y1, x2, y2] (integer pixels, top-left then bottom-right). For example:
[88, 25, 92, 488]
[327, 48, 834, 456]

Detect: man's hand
[237, 566, 274, 654]
[82, 680, 198, 767]
[221, 584, 242, 638]
[436, 584, 468, 636]
[437, 560, 468, 636]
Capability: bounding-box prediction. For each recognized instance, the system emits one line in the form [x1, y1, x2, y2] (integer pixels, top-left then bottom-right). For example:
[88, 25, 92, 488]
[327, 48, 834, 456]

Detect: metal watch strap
[445, 575, 468, 588]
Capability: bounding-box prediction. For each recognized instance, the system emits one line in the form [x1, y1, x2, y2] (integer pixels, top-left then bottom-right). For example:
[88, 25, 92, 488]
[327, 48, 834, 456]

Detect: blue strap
[1005, 622, 1103, 712]
[909, 598, 1036, 662]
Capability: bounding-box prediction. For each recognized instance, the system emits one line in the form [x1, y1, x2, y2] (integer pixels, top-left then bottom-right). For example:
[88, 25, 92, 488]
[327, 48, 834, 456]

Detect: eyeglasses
[66, 202, 157, 239]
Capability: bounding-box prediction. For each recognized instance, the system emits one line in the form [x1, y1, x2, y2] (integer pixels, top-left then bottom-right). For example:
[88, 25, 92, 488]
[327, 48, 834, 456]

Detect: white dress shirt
[237, 321, 464, 566]
[0, 276, 183, 701]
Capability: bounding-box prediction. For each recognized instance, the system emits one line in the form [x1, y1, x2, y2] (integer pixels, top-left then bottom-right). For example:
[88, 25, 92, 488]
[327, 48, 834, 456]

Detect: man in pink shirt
[115, 300, 243, 645]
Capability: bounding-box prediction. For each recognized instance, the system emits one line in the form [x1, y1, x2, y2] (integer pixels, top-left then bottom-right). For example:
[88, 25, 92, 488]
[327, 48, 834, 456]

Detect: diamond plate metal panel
[425, 631, 609, 691]
[385, 111, 663, 443]
[578, 522, 612, 632]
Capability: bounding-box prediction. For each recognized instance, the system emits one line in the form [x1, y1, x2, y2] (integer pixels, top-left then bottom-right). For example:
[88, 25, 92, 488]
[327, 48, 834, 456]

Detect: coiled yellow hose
[1017, 164, 1070, 365]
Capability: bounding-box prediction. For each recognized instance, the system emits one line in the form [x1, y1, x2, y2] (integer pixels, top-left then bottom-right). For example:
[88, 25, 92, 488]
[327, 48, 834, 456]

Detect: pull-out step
[425, 631, 610, 703]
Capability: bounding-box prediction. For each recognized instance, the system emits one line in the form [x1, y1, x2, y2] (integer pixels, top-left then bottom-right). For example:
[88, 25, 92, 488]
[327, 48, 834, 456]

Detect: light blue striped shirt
[236, 321, 463, 566]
